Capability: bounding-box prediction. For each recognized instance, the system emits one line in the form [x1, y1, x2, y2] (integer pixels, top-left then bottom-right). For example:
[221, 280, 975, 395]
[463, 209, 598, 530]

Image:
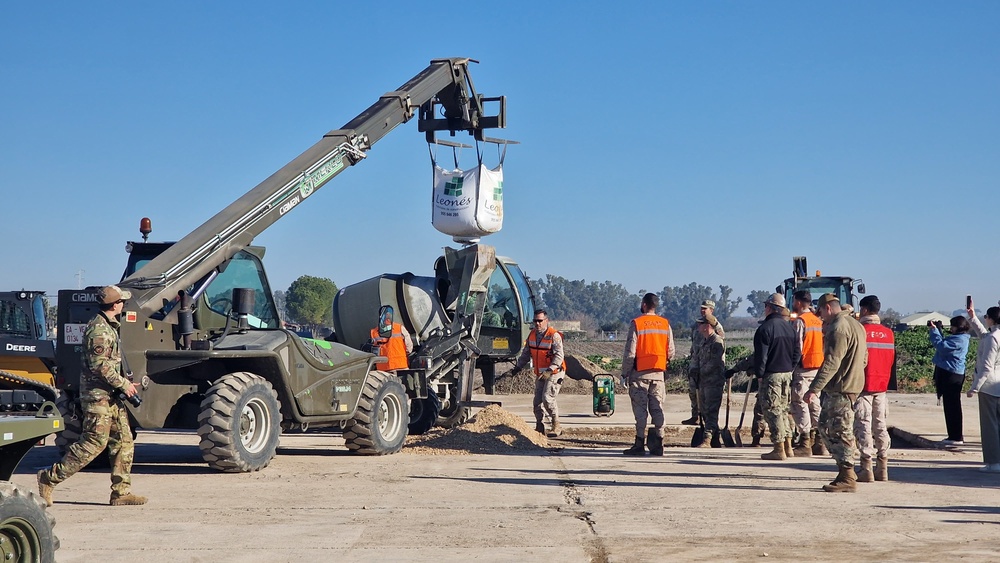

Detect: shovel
[690, 388, 706, 447]
[733, 376, 754, 447]
[720, 378, 736, 447]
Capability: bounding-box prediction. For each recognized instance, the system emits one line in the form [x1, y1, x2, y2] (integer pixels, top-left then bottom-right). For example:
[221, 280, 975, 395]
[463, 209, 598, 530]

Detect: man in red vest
[854, 295, 895, 482]
[621, 293, 675, 456]
[791, 290, 826, 456]
[505, 310, 567, 437]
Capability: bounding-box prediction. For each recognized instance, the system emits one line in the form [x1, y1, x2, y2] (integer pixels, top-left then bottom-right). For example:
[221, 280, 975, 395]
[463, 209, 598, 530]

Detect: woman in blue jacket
[929, 316, 972, 444]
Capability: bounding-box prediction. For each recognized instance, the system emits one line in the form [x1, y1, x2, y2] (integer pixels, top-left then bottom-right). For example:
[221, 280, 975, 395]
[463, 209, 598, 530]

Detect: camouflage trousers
[533, 374, 564, 423]
[687, 373, 700, 417]
[42, 396, 134, 495]
[790, 369, 821, 436]
[629, 378, 666, 437]
[761, 372, 792, 442]
[698, 375, 725, 432]
[853, 391, 889, 460]
[819, 391, 858, 465]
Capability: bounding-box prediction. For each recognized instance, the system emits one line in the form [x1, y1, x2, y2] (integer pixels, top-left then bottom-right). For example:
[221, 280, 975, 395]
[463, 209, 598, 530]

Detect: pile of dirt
[405, 404, 549, 455]
[489, 364, 616, 396]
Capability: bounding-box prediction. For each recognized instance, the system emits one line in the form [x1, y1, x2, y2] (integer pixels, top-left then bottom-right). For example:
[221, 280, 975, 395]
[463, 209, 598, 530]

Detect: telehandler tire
[344, 370, 408, 455]
[197, 372, 281, 472]
[436, 383, 472, 428]
[407, 391, 441, 436]
[0, 481, 58, 563]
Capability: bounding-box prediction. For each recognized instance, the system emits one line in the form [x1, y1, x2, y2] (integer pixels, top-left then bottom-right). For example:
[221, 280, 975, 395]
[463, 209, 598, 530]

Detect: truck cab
[777, 256, 865, 310]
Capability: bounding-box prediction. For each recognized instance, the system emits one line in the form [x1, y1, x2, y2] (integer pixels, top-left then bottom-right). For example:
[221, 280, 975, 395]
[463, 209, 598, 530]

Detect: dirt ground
[11, 394, 1000, 562]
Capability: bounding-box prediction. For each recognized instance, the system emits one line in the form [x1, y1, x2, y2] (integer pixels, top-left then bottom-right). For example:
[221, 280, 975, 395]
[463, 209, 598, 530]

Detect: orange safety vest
[633, 314, 671, 371]
[864, 323, 895, 393]
[371, 323, 408, 371]
[527, 326, 566, 376]
[799, 311, 824, 369]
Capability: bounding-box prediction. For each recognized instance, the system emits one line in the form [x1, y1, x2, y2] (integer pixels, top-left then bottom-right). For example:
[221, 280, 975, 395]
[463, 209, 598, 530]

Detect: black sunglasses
[533, 318, 546, 323]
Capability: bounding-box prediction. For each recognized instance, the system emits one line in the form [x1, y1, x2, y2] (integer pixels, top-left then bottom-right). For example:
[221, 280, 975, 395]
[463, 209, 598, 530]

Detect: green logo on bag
[493, 182, 503, 201]
[445, 177, 464, 196]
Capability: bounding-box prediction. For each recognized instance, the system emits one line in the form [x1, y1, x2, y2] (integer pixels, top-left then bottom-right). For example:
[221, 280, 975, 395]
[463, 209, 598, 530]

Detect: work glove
[538, 369, 552, 381]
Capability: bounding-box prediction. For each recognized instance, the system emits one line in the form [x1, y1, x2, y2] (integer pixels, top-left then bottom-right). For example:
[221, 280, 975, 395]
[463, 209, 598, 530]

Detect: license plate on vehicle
[492, 338, 509, 350]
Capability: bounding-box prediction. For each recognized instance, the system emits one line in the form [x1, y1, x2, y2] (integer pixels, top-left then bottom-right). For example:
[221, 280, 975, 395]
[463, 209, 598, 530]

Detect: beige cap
[817, 293, 840, 307]
[97, 285, 132, 305]
[765, 293, 786, 309]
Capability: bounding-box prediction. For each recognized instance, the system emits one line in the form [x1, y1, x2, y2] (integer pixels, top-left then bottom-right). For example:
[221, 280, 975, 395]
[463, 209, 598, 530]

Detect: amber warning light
[140, 217, 152, 242]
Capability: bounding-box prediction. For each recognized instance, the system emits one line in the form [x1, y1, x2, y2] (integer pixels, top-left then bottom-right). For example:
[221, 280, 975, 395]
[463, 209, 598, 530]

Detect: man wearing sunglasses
[503, 310, 567, 437]
[38, 285, 147, 507]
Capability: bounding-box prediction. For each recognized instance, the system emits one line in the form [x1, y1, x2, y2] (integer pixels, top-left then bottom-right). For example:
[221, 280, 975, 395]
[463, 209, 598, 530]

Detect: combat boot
[761, 442, 786, 460]
[36, 471, 54, 507]
[624, 436, 646, 456]
[783, 437, 795, 458]
[534, 420, 545, 434]
[646, 428, 664, 456]
[875, 455, 889, 481]
[811, 430, 828, 456]
[822, 463, 857, 492]
[681, 415, 699, 425]
[710, 430, 721, 449]
[547, 419, 563, 438]
[110, 492, 148, 506]
[750, 434, 761, 448]
[857, 458, 875, 482]
[793, 432, 813, 457]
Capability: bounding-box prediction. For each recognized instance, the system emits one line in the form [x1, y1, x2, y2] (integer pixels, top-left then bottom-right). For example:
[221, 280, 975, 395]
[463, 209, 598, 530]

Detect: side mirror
[857, 283, 866, 294]
[775, 285, 782, 294]
[378, 305, 394, 338]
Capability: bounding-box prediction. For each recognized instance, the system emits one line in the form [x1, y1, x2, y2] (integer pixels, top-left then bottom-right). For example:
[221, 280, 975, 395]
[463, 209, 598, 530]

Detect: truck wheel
[197, 372, 281, 472]
[344, 371, 408, 455]
[436, 384, 471, 428]
[0, 481, 58, 563]
[407, 391, 441, 436]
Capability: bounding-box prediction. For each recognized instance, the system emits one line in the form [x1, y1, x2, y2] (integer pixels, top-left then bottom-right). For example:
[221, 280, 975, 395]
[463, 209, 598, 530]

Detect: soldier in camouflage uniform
[805, 293, 868, 493]
[683, 300, 726, 425]
[38, 285, 147, 506]
[689, 314, 726, 447]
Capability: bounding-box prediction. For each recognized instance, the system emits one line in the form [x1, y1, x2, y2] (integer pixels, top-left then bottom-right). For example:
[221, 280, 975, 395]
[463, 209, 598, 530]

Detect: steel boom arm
[123, 58, 503, 313]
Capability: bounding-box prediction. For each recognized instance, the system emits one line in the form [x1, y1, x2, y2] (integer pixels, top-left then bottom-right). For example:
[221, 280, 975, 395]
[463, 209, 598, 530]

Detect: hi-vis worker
[621, 292, 675, 456]
[370, 309, 413, 371]
[790, 290, 826, 457]
[504, 310, 566, 437]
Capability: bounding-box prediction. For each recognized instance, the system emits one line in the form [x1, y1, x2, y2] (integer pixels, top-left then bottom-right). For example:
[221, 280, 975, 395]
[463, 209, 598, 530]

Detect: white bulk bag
[431, 163, 504, 240]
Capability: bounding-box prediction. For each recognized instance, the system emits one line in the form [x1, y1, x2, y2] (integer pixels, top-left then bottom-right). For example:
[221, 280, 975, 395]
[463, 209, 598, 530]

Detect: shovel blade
[734, 429, 743, 447]
[721, 428, 736, 447]
[690, 426, 705, 447]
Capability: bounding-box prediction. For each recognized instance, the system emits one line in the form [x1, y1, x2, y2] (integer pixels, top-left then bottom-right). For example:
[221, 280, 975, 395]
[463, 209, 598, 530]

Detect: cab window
[205, 251, 279, 328]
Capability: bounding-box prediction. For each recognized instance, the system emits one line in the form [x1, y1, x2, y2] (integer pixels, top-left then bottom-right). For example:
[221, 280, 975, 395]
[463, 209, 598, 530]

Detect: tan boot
[761, 443, 786, 460]
[875, 455, 889, 481]
[110, 492, 148, 506]
[811, 429, 828, 456]
[822, 463, 858, 492]
[547, 419, 562, 438]
[36, 470, 54, 507]
[857, 458, 875, 482]
[784, 437, 795, 458]
[793, 433, 813, 457]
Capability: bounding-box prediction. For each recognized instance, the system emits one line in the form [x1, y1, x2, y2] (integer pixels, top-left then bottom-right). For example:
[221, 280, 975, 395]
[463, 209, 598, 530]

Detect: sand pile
[405, 404, 549, 455]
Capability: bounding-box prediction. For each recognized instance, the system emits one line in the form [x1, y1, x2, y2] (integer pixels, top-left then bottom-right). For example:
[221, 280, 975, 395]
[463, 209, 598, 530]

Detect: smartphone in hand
[967, 295, 973, 309]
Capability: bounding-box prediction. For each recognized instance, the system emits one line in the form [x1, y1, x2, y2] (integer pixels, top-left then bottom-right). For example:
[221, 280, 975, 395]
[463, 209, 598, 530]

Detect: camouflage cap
[97, 285, 132, 305]
[700, 300, 716, 310]
[816, 293, 840, 308]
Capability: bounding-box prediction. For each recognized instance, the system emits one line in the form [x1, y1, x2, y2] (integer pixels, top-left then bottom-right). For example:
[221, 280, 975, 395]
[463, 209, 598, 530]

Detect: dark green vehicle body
[53, 58, 508, 471]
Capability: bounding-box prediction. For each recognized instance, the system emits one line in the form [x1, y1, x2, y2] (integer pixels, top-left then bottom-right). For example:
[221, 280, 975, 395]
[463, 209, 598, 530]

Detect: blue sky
[2, 2, 997, 315]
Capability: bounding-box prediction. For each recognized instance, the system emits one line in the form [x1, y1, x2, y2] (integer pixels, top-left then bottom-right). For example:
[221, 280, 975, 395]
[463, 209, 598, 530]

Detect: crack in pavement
[551, 453, 610, 563]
